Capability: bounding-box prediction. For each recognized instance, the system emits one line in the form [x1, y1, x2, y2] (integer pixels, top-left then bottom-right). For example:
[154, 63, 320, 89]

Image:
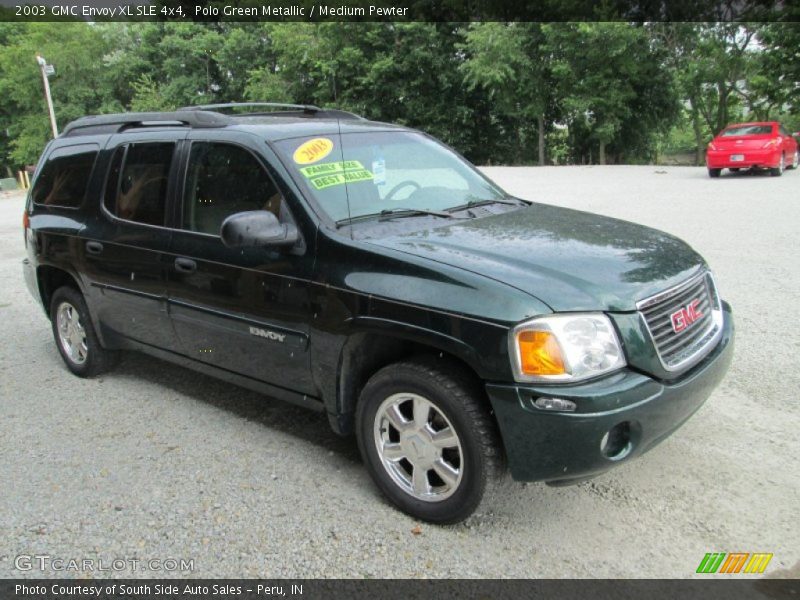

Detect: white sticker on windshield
[372, 158, 386, 186]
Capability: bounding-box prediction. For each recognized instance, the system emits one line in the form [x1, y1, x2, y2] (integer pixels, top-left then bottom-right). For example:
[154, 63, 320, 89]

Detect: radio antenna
[336, 117, 354, 239]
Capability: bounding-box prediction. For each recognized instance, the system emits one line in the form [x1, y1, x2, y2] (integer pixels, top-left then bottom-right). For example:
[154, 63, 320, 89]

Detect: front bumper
[486, 302, 734, 483]
[706, 149, 781, 169]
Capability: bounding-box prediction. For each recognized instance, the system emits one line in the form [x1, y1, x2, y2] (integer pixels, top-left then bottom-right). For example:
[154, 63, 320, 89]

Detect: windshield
[274, 131, 507, 224]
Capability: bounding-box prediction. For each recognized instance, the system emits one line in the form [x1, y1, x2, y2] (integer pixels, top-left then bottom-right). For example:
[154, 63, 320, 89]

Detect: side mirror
[220, 210, 299, 248]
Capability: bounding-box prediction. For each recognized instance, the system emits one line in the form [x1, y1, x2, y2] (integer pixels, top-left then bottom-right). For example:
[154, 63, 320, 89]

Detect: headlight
[708, 142, 717, 151]
[509, 313, 626, 383]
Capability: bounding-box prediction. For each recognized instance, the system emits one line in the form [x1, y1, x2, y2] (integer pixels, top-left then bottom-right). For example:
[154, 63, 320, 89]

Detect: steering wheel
[384, 180, 421, 202]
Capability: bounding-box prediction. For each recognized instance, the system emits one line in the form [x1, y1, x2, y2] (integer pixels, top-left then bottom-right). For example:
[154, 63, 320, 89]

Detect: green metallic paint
[367, 202, 706, 312]
[486, 303, 734, 482]
[26, 114, 736, 486]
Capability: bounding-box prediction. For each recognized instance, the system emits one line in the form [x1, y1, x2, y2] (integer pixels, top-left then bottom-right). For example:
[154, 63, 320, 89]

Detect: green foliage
[0, 22, 121, 165]
[755, 22, 800, 117]
[0, 22, 795, 170]
[546, 23, 679, 164]
[459, 23, 550, 164]
[129, 74, 175, 112]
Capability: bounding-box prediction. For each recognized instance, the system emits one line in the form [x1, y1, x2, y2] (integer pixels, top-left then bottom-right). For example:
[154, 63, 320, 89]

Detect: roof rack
[61, 103, 366, 137]
[62, 110, 231, 136]
[178, 102, 364, 121]
[179, 102, 321, 114]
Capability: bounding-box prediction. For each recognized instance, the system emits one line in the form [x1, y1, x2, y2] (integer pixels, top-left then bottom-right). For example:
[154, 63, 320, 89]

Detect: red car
[706, 121, 799, 177]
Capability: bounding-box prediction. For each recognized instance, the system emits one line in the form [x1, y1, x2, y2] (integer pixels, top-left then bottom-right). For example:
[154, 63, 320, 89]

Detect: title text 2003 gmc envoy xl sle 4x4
[22, 104, 733, 523]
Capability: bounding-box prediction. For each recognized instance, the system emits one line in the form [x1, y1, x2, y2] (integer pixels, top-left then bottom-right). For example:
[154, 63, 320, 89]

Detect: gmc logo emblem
[671, 299, 703, 333]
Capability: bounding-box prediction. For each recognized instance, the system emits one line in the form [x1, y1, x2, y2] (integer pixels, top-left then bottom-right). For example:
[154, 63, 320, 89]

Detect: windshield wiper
[335, 208, 458, 227]
[445, 196, 528, 213]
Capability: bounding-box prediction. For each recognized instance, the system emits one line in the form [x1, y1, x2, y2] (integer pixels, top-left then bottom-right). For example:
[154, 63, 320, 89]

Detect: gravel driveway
[1, 165, 797, 578]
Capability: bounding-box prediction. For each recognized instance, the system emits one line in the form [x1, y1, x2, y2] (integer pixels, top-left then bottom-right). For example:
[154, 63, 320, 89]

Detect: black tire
[50, 286, 117, 377]
[708, 168, 721, 178]
[770, 154, 785, 177]
[356, 356, 502, 524]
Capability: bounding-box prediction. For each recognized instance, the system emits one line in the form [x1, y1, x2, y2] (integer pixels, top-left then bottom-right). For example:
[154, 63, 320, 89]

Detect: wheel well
[336, 333, 488, 435]
[37, 266, 80, 317]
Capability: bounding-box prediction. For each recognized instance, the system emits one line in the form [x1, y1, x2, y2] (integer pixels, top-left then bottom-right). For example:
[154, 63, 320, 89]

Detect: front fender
[312, 308, 511, 435]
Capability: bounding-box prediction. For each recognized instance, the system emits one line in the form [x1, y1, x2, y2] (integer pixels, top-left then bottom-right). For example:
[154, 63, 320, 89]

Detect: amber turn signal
[517, 330, 566, 376]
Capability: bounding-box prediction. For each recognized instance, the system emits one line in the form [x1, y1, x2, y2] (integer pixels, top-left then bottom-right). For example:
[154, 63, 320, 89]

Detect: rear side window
[182, 142, 284, 235]
[103, 142, 174, 226]
[32, 145, 98, 208]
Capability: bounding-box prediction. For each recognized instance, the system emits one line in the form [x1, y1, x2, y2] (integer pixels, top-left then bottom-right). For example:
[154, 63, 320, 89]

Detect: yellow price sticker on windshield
[310, 169, 374, 190]
[299, 160, 365, 178]
[293, 138, 334, 165]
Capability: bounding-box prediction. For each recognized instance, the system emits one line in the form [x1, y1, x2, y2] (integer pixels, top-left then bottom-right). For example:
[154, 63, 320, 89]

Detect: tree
[459, 23, 552, 165]
[547, 23, 677, 165]
[352, 23, 497, 163]
[653, 23, 772, 164]
[244, 23, 365, 106]
[754, 22, 800, 118]
[0, 23, 120, 166]
[688, 25, 755, 135]
[0, 20, 792, 172]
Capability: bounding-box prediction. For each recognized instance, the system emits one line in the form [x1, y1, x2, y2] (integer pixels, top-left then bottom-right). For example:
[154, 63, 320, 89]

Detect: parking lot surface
[1, 165, 797, 578]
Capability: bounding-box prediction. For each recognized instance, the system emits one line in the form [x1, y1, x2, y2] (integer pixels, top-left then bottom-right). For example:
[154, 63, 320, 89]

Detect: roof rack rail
[179, 102, 364, 121]
[61, 110, 231, 136]
[178, 102, 321, 114]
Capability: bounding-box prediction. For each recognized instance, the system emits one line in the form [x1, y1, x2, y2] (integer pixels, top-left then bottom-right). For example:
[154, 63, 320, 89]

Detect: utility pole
[36, 54, 58, 138]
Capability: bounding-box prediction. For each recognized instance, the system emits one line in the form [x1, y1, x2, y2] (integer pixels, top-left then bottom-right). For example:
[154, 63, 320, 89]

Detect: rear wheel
[708, 168, 721, 178]
[50, 286, 117, 377]
[788, 150, 799, 170]
[770, 154, 785, 177]
[356, 356, 501, 524]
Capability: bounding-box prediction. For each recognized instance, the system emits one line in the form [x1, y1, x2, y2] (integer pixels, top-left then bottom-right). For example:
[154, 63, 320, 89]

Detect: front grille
[638, 272, 722, 371]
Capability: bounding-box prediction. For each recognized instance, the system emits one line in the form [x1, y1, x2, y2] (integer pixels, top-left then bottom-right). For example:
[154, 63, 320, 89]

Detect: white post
[36, 54, 58, 138]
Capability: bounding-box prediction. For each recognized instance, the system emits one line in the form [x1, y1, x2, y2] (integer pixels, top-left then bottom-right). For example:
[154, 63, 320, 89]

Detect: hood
[365, 203, 706, 312]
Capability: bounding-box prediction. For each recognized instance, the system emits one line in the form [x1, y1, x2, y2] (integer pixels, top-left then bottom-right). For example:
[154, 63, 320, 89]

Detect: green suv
[22, 103, 733, 523]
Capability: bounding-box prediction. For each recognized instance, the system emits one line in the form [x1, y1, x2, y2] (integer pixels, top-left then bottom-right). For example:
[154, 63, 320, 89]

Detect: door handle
[85, 241, 103, 255]
[174, 257, 197, 273]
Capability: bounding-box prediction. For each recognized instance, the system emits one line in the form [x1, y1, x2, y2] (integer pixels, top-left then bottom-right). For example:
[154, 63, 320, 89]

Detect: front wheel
[50, 286, 117, 377]
[356, 357, 501, 524]
[770, 154, 785, 177]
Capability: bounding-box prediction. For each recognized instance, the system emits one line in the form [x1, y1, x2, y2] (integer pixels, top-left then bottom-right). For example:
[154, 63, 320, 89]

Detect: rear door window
[32, 144, 98, 208]
[103, 142, 175, 226]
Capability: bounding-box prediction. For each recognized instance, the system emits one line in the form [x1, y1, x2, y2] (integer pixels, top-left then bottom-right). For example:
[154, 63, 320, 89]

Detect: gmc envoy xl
[22, 103, 733, 523]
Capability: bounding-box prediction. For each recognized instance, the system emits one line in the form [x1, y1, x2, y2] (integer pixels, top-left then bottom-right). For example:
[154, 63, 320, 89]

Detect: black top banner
[0, 0, 795, 22]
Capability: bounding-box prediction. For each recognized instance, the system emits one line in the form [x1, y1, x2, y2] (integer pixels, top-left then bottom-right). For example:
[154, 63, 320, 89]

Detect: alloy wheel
[373, 393, 463, 502]
[56, 301, 88, 365]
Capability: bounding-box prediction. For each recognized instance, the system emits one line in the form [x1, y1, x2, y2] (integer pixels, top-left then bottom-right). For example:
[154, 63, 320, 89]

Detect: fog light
[533, 397, 577, 412]
[600, 422, 632, 460]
